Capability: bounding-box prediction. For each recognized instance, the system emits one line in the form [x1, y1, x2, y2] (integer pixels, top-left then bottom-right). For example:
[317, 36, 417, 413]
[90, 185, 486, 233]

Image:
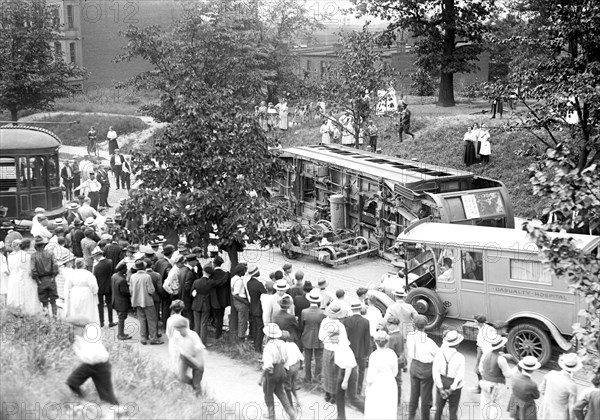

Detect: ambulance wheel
[405, 287, 446, 331]
[507, 322, 552, 366]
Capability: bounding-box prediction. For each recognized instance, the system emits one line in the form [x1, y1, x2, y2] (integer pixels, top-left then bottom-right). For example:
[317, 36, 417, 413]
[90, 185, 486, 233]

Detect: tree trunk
[10, 107, 18, 123]
[438, 73, 455, 107]
[227, 248, 239, 269]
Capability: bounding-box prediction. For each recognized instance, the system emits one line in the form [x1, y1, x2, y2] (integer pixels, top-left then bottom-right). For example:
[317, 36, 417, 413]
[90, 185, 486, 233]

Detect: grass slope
[26, 114, 148, 148]
[280, 102, 545, 219]
[0, 307, 212, 419]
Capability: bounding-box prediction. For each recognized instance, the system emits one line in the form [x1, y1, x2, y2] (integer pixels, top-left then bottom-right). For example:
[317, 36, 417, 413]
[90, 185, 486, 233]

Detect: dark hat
[126, 245, 136, 253]
[163, 244, 175, 256]
[134, 260, 146, 270]
[213, 256, 224, 266]
[84, 227, 94, 236]
[317, 278, 328, 289]
[184, 253, 197, 262]
[203, 264, 215, 276]
[274, 271, 284, 280]
[73, 219, 83, 226]
[34, 236, 47, 246]
[303, 280, 313, 292]
[278, 295, 293, 308]
[282, 263, 292, 271]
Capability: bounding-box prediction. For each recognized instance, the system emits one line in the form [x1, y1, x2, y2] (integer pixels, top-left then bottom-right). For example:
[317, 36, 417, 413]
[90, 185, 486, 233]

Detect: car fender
[506, 312, 571, 351]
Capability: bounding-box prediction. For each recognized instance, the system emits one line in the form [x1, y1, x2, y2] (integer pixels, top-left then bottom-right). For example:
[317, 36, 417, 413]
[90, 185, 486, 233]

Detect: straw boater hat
[488, 333, 508, 351]
[263, 323, 283, 339]
[518, 356, 541, 371]
[558, 353, 583, 372]
[350, 301, 363, 312]
[306, 288, 322, 303]
[34, 236, 47, 246]
[393, 289, 406, 298]
[325, 302, 346, 319]
[247, 264, 259, 277]
[274, 279, 290, 291]
[58, 253, 76, 266]
[34, 207, 45, 214]
[317, 278, 328, 289]
[443, 330, 464, 347]
[84, 217, 95, 227]
[91, 246, 103, 257]
[67, 202, 80, 210]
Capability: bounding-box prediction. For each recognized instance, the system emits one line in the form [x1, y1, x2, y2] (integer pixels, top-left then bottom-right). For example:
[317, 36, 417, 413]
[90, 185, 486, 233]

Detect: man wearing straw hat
[539, 353, 582, 419]
[479, 332, 515, 420]
[343, 301, 371, 396]
[432, 330, 465, 420]
[383, 288, 418, 336]
[300, 288, 326, 383]
[263, 279, 295, 324]
[507, 355, 541, 420]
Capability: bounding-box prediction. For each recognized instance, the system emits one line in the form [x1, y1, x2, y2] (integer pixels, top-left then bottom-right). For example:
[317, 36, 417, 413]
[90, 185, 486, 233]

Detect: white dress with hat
[364, 347, 399, 420]
[63, 268, 100, 325]
[7, 250, 41, 315]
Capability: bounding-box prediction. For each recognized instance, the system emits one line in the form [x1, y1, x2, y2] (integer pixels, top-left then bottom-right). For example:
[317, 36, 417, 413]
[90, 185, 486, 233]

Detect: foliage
[117, 0, 288, 249]
[0, 0, 86, 121]
[299, 25, 399, 148]
[28, 114, 148, 147]
[409, 69, 436, 97]
[352, 0, 495, 107]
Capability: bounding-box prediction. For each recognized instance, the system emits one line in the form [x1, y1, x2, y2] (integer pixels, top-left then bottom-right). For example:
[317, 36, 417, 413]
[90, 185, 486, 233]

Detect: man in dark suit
[92, 247, 116, 328]
[300, 289, 326, 383]
[273, 295, 301, 347]
[343, 301, 372, 395]
[191, 264, 215, 345]
[210, 256, 231, 340]
[111, 264, 132, 340]
[293, 281, 313, 318]
[145, 259, 163, 336]
[96, 166, 111, 208]
[103, 238, 122, 272]
[69, 220, 85, 258]
[61, 160, 75, 201]
[508, 356, 541, 420]
[179, 253, 198, 332]
[245, 264, 266, 352]
[110, 149, 125, 189]
[154, 244, 174, 326]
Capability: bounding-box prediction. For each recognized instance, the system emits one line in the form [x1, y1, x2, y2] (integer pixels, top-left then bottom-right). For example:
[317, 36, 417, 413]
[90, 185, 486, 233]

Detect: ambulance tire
[506, 322, 552, 366]
[405, 287, 446, 331]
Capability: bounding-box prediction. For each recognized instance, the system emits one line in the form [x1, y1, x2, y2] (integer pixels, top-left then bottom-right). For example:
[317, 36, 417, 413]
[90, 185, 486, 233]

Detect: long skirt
[464, 141, 477, 166]
[322, 349, 339, 394]
[108, 139, 119, 155]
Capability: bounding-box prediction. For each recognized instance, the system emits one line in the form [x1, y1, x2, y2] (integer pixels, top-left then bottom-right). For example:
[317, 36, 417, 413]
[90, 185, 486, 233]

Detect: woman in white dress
[339, 113, 355, 145]
[63, 258, 100, 326]
[276, 100, 289, 130]
[55, 251, 76, 316]
[320, 119, 332, 144]
[7, 238, 41, 315]
[364, 330, 398, 420]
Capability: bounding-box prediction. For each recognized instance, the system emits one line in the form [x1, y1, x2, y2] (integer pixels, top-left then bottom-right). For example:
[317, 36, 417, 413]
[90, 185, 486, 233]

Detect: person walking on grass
[170, 316, 206, 395]
[399, 102, 415, 142]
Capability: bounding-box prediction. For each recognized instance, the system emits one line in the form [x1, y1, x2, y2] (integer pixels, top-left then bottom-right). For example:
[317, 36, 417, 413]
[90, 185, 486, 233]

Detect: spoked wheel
[316, 220, 334, 232]
[353, 236, 370, 251]
[507, 323, 552, 366]
[405, 287, 446, 331]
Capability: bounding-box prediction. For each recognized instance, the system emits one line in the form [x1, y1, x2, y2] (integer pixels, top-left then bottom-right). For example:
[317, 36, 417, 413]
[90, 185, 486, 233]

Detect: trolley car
[270, 144, 514, 260]
[0, 126, 63, 218]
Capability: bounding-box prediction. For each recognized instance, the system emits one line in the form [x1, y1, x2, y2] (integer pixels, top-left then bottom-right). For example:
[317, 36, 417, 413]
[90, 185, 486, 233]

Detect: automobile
[367, 221, 600, 366]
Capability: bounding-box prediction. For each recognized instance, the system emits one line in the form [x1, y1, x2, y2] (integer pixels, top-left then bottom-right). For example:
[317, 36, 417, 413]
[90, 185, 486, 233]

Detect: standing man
[479, 333, 516, 420]
[386, 316, 405, 406]
[293, 281, 312, 318]
[81, 228, 97, 272]
[130, 260, 163, 345]
[539, 353, 581, 420]
[342, 301, 372, 396]
[507, 356, 541, 420]
[300, 289, 325, 384]
[399, 102, 415, 142]
[61, 160, 75, 201]
[179, 253, 198, 332]
[383, 289, 418, 336]
[74, 173, 101, 210]
[273, 296, 301, 347]
[432, 330, 465, 420]
[155, 244, 175, 328]
[110, 149, 125, 189]
[191, 264, 215, 346]
[210, 256, 230, 340]
[111, 264, 132, 340]
[289, 270, 305, 299]
[96, 166, 111, 208]
[406, 315, 439, 420]
[92, 247, 116, 328]
[317, 278, 333, 309]
[366, 120, 378, 151]
[282, 263, 293, 287]
[31, 236, 59, 316]
[474, 314, 497, 393]
[246, 264, 267, 352]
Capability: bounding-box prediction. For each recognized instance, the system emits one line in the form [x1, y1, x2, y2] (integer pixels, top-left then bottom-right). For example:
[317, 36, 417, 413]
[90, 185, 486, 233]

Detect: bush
[461, 82, 484, 101]
[409, 69, 436, 97]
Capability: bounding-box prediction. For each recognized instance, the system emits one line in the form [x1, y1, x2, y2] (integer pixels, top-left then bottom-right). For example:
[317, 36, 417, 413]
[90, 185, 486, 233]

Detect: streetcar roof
[0, 126, 62, 152]
[396, 222, 600, 254]
[282, 144, 473, 186]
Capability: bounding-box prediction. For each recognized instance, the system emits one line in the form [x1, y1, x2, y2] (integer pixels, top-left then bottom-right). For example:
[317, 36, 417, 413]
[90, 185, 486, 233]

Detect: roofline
[0, 125, 63, 145]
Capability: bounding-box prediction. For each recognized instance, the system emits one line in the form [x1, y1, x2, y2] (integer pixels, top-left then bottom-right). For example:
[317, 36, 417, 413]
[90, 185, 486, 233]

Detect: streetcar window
[447, 197, 466, 220]
[48, 155, 59, 187]
[0, 158, 17, 191]
[29, 156, 47, 188]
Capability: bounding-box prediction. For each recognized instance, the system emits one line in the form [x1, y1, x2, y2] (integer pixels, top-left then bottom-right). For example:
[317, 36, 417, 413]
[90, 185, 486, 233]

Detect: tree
[116, 0, 288, 264]
[489, 0, 600, 364]
[301, 25, 398, 148]
[352, 0, 495, 107]
[409, 68, 436, 96]
[0, 0, 85, 121]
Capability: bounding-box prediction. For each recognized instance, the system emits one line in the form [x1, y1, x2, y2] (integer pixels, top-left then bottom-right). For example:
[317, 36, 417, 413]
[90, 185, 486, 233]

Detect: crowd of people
[1, 198, 599, 420]
[463, 123, 492, 166]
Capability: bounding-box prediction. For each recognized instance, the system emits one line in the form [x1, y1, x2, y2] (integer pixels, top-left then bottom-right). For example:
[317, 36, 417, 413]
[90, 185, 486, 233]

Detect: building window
[307, 60, 312, 72]
[0, 158, 17, 192]
[54, 42, 62, 55]
[51, 7, 60, 27]
[69, 42, 76, 63]
[320, 61, 326, 75]
[67, 5, 74, 29]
